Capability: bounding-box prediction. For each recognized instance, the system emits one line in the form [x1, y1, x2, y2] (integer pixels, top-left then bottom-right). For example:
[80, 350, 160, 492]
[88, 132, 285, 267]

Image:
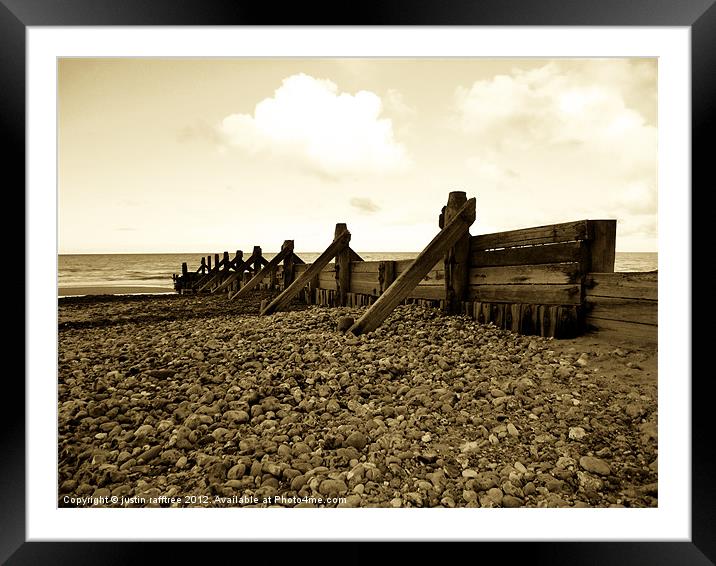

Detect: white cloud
[218, 73, 410, 178]
[454, 60, 657, 248]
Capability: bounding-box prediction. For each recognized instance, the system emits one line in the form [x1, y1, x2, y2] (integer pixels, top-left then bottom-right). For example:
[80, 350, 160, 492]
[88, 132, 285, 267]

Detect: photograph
[57, 57, 659, 510]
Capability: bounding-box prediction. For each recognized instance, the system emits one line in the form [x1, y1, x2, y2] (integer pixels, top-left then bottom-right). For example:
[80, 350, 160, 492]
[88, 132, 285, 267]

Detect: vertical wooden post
[214, 254, 220, 272]
[207, 255, 212, 271]
[282, 240, 295, 290]
[200, 257, 206, 275]
[234, 250, 243, 270]
[250, 246, 261, 275]
[334, 224, 351, 306]
[181, 262, 188, 277]
[223, 251, 230, 270]
[378, 261, 395, 294]
[586, 220, 617, 273]
[443, 191, 471, 314]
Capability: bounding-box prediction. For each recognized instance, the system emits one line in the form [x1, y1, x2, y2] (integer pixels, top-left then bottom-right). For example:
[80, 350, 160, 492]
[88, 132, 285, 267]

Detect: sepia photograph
[57, 56, 659, 511]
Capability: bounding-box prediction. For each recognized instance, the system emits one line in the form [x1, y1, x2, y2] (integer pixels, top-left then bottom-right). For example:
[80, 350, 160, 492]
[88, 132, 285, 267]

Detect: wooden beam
[470, 240, 587, 268]
[348, 247, 364, 262]
[468, 284, 582, 305]
[335, 224, 351, 306]
[283, 241, 296, 289]
[444, 191, 471, 314]
[181, 262, 188, 277]
[261, 230, 351, 315]
[586, 220, 617, 273]
[348, 197, 476, 335]
[469, 263, 581, 285]
[230, 241, 294, 300]
[471, 220, 589, 250]
[584, 272, 658, 300]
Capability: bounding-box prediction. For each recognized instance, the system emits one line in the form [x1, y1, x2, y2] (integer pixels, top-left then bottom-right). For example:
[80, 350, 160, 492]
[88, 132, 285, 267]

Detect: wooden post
[200, 257, 206, 274]
[214, 254, 220, 274]
[207, 255, 212, 271]
[261, 229, 351, 315]
[443, 191, 471, 314]
[223, 251, 230, 270]
[230, 241, 294, 300]
[252, 246, 262, 276]
[349, 197, 476, 335]
[378, 261, 395, 294]
[233, 250, 243, 270]
[283, 241, 296, 290]
[586, 220, 617, 273]
[181, 262, 188, 277]
[335, 224, 351, 307]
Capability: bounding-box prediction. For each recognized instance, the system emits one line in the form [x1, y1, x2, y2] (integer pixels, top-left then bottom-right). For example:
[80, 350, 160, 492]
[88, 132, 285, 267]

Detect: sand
[58, 290, 657, 508]
[59, 286, 175, 297]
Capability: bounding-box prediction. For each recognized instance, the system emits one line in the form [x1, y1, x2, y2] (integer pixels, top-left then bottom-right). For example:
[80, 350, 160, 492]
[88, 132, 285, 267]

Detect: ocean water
[58, 251, 657, 293]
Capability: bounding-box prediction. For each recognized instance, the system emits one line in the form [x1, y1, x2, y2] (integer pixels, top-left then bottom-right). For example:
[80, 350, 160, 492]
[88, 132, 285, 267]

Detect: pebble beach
[58, 291, 658, 509]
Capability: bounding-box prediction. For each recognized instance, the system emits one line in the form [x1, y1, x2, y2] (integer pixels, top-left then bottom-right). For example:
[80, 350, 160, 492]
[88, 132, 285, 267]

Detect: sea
[58, 252, 658, 296]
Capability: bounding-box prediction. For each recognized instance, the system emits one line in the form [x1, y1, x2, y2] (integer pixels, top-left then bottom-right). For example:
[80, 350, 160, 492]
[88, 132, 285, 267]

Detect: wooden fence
[583, 272, 658, 345]
[173, 191, 657, 342]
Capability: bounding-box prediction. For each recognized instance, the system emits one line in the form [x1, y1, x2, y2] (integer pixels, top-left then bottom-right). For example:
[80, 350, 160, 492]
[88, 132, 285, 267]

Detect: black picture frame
[7, 1, 709, 563]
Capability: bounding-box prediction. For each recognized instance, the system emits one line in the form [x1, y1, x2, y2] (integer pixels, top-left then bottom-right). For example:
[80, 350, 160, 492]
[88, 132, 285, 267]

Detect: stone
[568, 427, 586, 440]
[507, 423, 519, 437]
[344, 431, 368, 450]
[579, 456, 612, 476]
[319, 479, 348, 497]
[502, 495, 523, 508]
[514, 461, 527, 474]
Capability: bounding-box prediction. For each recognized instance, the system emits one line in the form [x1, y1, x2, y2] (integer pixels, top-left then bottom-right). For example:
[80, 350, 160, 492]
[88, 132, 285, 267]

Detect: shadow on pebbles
[58, 292, 657, 508]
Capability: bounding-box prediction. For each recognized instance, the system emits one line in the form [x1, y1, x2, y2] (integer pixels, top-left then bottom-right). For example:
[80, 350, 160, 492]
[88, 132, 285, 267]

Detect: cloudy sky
[58, 58, 657, 254]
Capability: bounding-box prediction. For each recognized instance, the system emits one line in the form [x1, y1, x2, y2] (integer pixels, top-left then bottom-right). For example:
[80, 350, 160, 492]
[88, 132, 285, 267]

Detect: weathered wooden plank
[348, 197, 476, 335]
[351, 261, 381, 274]
[585, 297, 657, 325]
[585, 317, 658, 345]
[585, 272, 658, 300]
[318, 273, 338, 290]
[469, 262, 581, 285]
[468, 284, 582, 305]
[471, 220, 589, 250]
[349, 280, 381, 296]
[230, 241, 293, 300]
[586, 220, 617, 273]
[470, 240, 587, 268]
[444, 191, 471, 313]
[351, 271, 381, 284]
[262, 230, 351, 315]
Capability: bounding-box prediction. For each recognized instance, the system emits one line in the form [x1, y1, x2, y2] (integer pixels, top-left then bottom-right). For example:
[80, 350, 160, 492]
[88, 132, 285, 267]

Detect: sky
[58, 58, 657, 254]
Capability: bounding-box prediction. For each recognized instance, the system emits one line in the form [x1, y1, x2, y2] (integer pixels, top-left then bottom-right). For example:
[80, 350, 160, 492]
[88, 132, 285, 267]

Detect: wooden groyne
[173, 191, 657, 342]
